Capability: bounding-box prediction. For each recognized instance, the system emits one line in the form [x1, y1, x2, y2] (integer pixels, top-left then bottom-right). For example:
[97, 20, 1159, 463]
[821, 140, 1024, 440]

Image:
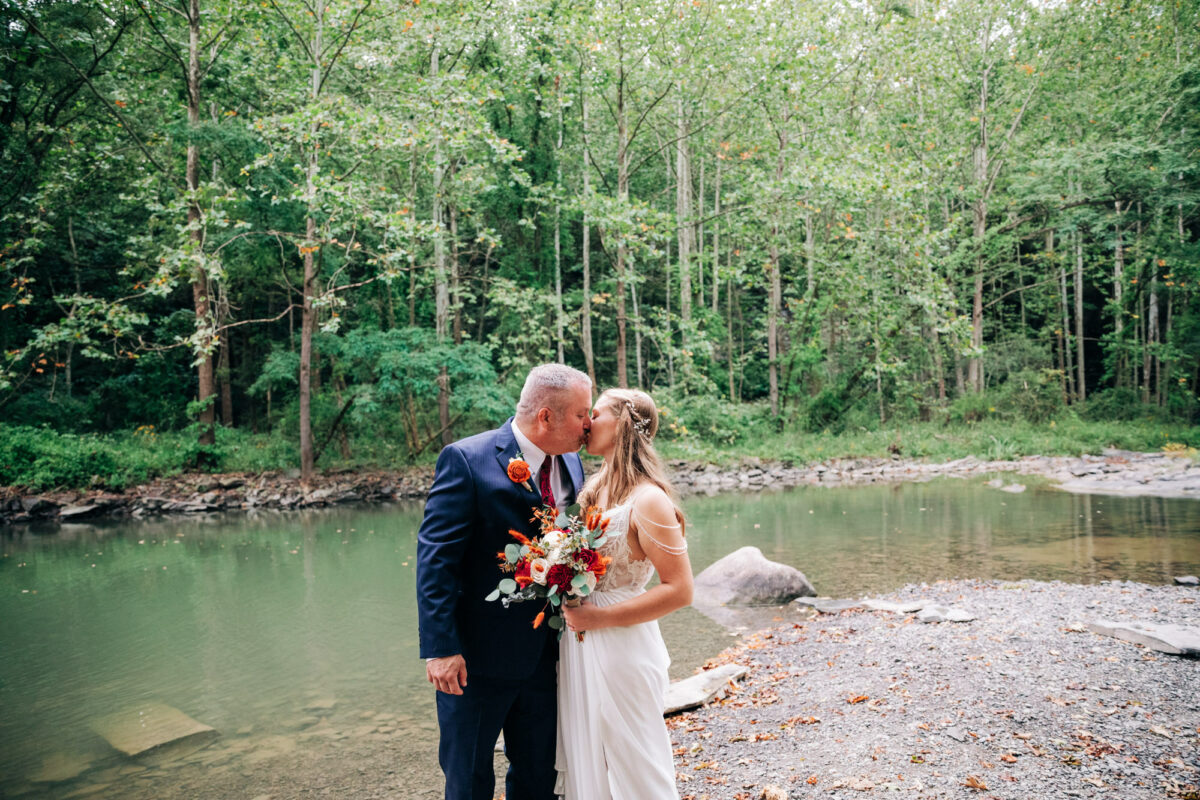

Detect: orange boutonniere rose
[507, 454, 533, 491]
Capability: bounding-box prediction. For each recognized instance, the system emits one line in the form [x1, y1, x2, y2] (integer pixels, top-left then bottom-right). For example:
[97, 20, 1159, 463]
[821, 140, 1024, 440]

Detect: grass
[656, 417, 1200, 466]
[2, 417, 1196, 493]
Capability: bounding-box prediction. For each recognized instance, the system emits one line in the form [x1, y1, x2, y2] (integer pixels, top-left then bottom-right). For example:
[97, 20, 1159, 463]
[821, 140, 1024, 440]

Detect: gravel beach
[669, 579, 1200, 800]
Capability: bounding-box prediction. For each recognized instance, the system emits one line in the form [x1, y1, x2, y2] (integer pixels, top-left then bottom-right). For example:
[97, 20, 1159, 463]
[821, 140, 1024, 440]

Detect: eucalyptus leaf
[485, 588, 500, 602]
[498, 578, 517, 594]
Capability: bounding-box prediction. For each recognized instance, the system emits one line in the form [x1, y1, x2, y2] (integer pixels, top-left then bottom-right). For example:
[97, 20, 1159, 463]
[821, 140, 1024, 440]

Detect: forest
[1, 0, 1198, 488]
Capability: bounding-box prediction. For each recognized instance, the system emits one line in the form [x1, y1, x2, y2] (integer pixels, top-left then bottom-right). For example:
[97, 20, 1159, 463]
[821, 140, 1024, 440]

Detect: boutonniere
[507, 452, 534, 491]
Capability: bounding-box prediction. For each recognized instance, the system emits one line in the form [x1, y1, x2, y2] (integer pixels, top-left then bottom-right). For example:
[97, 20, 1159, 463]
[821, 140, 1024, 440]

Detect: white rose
[530, 558, 550, 585]
[581, 571, 597, 593]
[542, 530, 565, 550]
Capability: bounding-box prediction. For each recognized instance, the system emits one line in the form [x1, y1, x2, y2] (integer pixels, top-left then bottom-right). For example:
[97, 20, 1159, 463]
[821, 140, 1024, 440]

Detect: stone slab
[793, 597, 863, 614]
[663, 664, 748, 715]
[862, 599, 928, 614]
[59, 505, 101, 520]
[1087, 619, 1200, 656]
[89, 702, 217, 757]
[1175, 576, 1199, 586]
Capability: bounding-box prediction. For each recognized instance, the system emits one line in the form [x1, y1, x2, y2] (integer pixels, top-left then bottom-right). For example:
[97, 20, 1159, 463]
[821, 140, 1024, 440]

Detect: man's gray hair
[515, 363, 591, 421]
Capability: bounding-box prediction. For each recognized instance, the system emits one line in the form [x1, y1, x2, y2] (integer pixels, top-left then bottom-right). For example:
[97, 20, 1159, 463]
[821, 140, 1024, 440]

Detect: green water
[1, 478, 1198, 798]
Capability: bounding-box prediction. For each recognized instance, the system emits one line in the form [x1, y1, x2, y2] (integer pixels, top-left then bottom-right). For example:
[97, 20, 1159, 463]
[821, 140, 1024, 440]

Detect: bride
[556, 388, 693, 800]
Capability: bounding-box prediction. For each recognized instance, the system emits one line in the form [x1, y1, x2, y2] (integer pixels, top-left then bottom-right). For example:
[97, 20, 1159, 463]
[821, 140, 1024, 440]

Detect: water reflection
[1, 478, 1197, 798]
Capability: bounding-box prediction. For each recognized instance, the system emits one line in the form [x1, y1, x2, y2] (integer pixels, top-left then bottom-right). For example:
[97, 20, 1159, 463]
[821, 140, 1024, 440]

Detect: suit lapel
[495, 418, 539, 502]
[564, 453, 585, 505]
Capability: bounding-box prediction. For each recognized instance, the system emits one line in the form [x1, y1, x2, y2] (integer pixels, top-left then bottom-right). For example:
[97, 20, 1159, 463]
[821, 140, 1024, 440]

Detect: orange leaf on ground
[963, 775, 988, 790]
[847, 695, 869, 704]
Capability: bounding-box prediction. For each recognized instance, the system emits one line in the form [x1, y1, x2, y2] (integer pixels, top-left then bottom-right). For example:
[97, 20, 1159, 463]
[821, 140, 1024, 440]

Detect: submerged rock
[1175, 576, 1199, 587]
[693, 546, 815, 605]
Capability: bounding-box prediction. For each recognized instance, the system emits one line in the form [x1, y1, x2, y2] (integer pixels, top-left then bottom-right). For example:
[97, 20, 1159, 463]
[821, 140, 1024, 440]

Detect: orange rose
[507, 458, 532, 486]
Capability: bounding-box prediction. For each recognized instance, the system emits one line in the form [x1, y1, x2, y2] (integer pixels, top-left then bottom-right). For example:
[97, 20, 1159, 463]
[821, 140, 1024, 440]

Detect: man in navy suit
[417, 363, 592, 800]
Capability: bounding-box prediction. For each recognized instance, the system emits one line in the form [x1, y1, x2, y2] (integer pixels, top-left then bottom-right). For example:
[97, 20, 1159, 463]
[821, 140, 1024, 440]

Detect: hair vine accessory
[625, 400, 651, 436]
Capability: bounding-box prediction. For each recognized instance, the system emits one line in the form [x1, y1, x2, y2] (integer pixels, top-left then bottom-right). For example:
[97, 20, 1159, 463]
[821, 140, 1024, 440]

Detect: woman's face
[585, 399, 619, 458]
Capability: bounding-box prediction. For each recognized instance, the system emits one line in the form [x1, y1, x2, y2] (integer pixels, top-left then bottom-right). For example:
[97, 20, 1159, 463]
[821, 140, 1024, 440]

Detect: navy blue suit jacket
[417, 419, 585, 680]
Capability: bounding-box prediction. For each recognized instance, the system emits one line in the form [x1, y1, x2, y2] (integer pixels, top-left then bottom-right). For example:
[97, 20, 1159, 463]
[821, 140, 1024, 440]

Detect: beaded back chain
[625, 400, 651, 436]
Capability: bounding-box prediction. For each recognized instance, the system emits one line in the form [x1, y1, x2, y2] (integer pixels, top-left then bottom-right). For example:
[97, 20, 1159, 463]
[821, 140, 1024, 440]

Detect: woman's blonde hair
[578, 389, 682, 528]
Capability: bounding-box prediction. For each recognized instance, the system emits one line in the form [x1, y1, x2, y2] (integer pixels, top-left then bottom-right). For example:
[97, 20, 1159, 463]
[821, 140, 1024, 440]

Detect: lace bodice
[594, 500, 656, 593]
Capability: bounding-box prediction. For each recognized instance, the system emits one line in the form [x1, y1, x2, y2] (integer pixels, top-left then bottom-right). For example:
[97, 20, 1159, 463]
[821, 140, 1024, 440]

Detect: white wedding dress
[555, 496, 678, 800]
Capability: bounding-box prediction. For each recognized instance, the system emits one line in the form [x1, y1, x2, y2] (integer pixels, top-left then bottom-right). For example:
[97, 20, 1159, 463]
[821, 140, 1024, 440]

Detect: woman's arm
[563, 487, 693, 633]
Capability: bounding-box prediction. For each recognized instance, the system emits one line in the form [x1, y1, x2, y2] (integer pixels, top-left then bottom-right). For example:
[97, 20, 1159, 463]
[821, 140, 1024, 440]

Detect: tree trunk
[711, 155, 721, 314]
[614, 47, 628, 388]
[767, 131, 786, 418]
[580, 76, 595, 391]
[187, 0, 216, 449]
[432, 43, 453, 447]
[1074, 228, 1086, 402]
[554, 82, 564, 362]
[727, 249, 735, 402]
[298, 1, 324, 484]
[804, 212, 815, 296]
[697, 156, 705, 310]
[675, 92, 692, 326]
[1113, 201, 1126, 388]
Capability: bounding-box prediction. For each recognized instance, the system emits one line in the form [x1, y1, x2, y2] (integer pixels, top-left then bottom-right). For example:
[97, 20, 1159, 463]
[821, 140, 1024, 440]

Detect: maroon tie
[538, 457, 556, 509]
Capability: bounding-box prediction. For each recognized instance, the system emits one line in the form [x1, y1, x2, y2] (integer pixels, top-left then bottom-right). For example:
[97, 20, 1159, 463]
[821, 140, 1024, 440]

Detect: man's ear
[536, 407, 553, 428]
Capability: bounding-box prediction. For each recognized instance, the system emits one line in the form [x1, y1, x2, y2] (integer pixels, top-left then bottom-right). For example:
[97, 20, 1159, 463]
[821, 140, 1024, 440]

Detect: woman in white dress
[556, 388, 693, 800]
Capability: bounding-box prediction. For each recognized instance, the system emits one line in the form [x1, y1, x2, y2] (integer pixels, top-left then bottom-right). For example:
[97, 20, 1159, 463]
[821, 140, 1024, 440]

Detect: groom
[417, 363, 592, 800]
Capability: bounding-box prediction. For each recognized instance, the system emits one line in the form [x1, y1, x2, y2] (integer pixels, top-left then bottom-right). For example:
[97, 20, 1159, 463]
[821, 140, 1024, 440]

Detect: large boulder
[693, 546, 815, 605]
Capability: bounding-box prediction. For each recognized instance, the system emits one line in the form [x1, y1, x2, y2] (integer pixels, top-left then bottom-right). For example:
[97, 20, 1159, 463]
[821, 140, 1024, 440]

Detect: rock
[663, 664, 749, 715]
[794, 597, 863, 614]
[987, 478, 1005, 488]
[1175, 576, 1199, 586]
[302, 697, 337, 712]
[20, 496, 57, 514]
[760, 786, 788, 800]
[1087, 619, 1200, 656]
[916, 604, 974, 623]
[862, 599, 928, 614]
[89, 701, 218, 756]
[944, 726, 969, 742]
[1001, 483, 1026, 493]
[693, 546, 815, 605]
[58, 505, 101, 520]
[29, 751, 95, 783]
[918, 605, 949, 623]
[218, 477, 245, 489]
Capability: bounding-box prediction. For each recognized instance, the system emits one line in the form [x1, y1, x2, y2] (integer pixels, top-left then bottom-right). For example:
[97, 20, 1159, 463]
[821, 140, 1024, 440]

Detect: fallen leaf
[1001, 754, 1018, 763]
[963, 775, 988, 790]
[847, 695, 869, 704]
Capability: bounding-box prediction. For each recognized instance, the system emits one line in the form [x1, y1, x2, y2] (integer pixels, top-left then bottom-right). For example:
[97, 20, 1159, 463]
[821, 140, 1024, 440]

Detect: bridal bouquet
[487, 504, 611, 639]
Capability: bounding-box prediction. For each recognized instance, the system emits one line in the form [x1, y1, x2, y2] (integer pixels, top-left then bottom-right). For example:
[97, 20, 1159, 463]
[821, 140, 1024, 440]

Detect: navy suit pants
[435, 645, 558, 800]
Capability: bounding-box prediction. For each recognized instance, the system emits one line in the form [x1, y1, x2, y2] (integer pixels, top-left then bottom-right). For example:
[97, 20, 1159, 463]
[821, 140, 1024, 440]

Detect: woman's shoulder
[630, 483, 678, 518]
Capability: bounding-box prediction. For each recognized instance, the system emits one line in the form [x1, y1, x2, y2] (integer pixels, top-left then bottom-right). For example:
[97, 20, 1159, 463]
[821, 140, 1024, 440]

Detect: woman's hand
[562, 600, 608, 633]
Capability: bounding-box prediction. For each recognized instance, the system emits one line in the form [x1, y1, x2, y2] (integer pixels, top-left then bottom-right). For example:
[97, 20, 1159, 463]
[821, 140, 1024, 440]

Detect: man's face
[539, 383, 592, 455]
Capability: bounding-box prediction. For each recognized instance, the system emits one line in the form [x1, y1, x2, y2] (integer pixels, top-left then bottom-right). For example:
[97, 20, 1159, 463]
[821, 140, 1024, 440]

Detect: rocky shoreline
[670, 578, 1200, 800]
[2, 448, 1197, 526]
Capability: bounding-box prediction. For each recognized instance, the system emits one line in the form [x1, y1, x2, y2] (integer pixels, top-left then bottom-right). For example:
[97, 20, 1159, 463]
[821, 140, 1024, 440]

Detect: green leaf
[565, 503, 581, 517]
[549, 593, 561, 607]
[547, 614, 564, 630]
[498, 578, 517, 594]
[485, 588, 500, 602]
[570, 573, 588, 589]
[505, 544, 521, 562]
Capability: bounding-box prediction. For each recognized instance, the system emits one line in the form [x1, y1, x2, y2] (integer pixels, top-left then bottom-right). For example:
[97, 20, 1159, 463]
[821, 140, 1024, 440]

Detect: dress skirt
[554, 586, 678, 800]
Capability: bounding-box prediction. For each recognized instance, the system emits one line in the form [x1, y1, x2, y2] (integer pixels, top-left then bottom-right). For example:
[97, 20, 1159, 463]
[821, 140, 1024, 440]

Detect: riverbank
[671, 578, 1200, 800]
[2, 448, 1197, 525]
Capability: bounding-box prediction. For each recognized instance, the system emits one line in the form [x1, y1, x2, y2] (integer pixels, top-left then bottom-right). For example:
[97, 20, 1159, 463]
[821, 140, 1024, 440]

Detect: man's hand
[426, 654, 468, 695]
